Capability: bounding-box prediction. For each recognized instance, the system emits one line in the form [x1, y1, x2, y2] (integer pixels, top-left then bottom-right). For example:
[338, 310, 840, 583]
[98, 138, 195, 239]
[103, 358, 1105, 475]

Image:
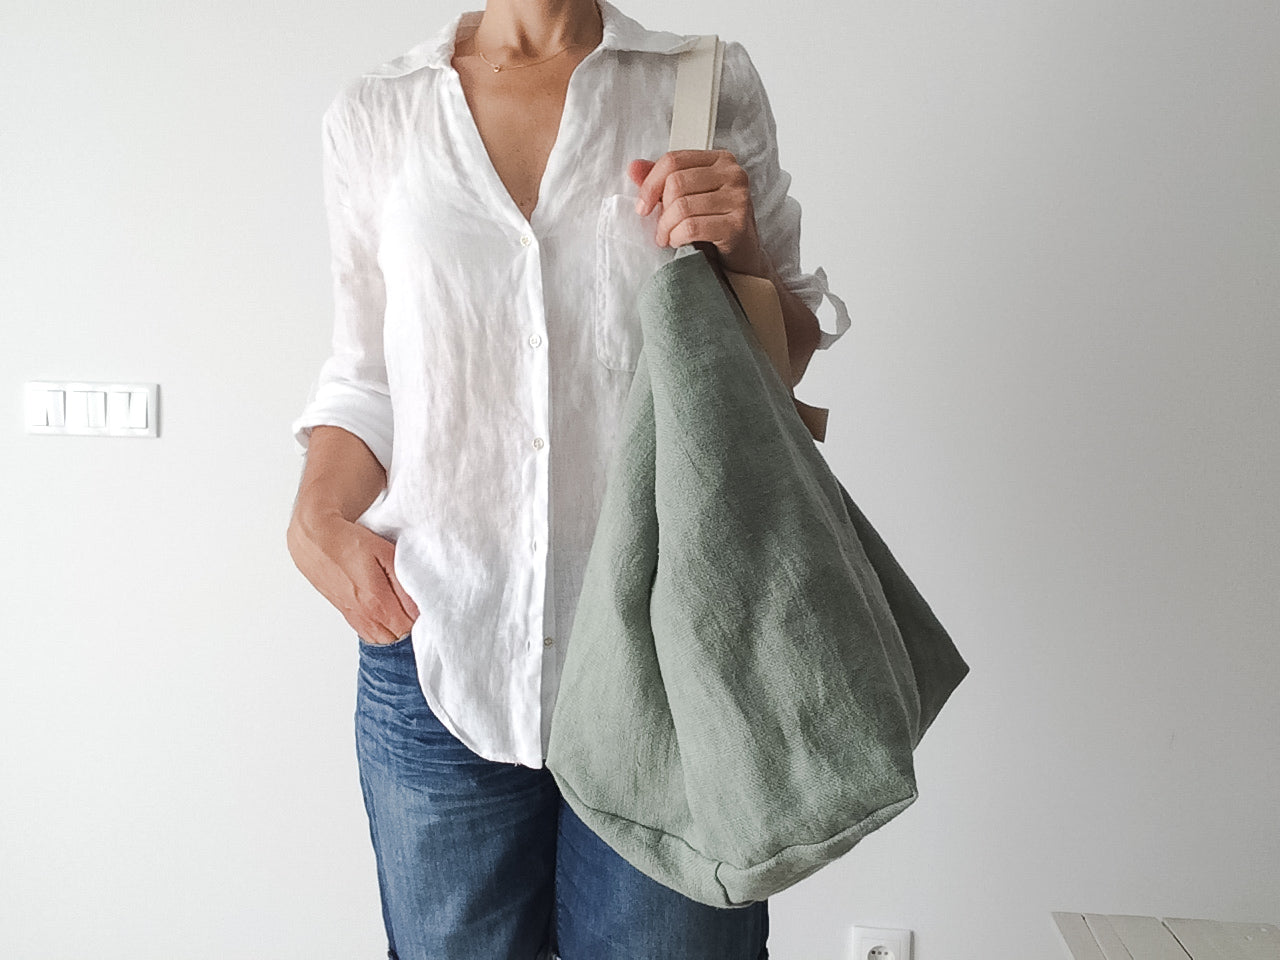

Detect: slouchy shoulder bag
[544, 36, 970, 908]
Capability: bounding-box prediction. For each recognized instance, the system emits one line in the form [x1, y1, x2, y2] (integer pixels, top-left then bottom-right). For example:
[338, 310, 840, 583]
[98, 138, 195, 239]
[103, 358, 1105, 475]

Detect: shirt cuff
[787, 265, 852, 351]
[291, 381, 393, 473]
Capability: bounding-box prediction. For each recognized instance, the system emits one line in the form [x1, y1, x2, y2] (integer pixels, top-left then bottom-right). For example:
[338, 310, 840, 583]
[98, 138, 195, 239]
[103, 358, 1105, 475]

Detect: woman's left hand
[628, 151, 773, 279]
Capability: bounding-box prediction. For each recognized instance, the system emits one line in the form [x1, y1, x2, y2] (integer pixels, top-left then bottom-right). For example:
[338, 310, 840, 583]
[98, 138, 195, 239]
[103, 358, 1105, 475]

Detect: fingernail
[635, 198, 645, 215]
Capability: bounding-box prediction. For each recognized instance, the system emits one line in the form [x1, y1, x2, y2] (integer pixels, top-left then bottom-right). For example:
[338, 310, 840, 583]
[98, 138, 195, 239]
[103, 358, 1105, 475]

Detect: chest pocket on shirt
[595, 193, 676, 371]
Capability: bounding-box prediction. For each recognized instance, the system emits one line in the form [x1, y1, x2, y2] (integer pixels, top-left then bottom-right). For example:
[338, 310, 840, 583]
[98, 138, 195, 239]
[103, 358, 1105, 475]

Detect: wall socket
[851, 927, 913, 960]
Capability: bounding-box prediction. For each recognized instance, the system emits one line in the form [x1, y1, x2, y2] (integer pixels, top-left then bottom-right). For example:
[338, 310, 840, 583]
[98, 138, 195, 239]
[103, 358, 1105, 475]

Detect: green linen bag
[544, 246, 969, 908]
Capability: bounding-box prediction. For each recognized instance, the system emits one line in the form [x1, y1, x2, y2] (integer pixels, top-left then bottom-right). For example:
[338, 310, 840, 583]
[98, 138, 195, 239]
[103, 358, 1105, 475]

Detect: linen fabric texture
[290, 0, 852, 767]
[544, 249, 969, 908]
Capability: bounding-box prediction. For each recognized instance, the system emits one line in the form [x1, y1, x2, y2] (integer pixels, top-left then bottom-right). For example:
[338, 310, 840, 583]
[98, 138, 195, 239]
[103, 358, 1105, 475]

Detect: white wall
[2, 1, 1276, 957]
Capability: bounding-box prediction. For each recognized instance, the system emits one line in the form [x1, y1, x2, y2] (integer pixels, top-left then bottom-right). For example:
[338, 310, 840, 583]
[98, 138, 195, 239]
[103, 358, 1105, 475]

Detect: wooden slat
[1163, 918, 1280, 960]
[1086, 914, 1137, 960]
[1054, 912, 1109, 960]
[1107, 915, 1192, 960]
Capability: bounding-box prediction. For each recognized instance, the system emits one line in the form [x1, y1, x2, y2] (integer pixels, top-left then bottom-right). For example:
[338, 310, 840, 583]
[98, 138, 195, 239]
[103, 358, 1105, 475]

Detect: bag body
[544, 249, 969, 907]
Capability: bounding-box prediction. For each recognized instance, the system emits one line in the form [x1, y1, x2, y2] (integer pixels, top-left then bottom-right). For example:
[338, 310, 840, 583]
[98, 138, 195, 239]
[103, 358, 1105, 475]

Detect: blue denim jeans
[354, 633, 769, 960]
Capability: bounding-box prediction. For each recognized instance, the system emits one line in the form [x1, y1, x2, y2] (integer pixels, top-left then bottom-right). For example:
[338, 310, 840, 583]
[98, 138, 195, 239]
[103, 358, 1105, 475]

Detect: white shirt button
[528, 334, 542, 348]
[543, 636, 554, 648]
[531, 539, 538, 553]
[520, 234, 533, 246]
[532, 437, 544, 450]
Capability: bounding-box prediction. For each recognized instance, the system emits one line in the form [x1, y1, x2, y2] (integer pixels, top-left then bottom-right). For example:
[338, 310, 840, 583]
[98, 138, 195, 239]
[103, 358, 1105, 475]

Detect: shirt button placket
[520, 228, 550, 664]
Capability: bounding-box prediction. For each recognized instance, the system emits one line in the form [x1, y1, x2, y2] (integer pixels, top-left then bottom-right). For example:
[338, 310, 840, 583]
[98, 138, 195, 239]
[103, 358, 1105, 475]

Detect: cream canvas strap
[668, 35, 724, 154]
[670, 35, 829, 443]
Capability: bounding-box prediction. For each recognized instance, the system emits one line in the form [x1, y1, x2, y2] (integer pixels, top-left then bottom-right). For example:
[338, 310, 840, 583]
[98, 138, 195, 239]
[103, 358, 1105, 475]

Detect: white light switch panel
[25, 381, 159, 437]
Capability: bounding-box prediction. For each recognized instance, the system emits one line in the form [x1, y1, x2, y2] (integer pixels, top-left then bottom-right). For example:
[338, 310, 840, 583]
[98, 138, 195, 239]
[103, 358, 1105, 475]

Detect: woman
[287, 0, 849, 956]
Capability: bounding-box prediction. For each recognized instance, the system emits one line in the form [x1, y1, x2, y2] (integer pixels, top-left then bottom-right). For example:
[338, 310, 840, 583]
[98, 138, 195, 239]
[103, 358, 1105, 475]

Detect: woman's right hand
[287, 509, 419, 645]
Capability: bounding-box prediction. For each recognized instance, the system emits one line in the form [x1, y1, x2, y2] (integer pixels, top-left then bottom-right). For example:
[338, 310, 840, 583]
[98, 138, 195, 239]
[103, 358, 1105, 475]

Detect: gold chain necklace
[474, 39, 577, 73]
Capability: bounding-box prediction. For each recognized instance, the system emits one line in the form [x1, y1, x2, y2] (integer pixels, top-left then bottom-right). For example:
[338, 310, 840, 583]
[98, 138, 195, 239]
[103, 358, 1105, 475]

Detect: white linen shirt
[292, 0, 852, 767]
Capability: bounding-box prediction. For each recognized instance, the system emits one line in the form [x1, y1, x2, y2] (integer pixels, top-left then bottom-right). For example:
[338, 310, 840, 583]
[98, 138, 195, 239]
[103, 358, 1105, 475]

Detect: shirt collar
[364, 0, 701, 78]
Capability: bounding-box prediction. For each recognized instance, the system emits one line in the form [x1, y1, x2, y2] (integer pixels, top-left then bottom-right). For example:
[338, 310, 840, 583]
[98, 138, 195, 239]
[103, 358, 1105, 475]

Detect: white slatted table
[1054, 913, 1280, 960]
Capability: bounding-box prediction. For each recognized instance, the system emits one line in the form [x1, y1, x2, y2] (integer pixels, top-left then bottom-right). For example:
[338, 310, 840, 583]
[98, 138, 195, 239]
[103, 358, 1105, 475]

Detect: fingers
[654, 189, 749, 248]
[356, 619, 403, 646]
[321, 527, 413, 645]
[352, 535, 417, 644]
[653, 166, 726, 224]
[659, 162, 740, 210]
[348, 588, 412, 645]
[379, 548, 420, 623]
[634, 149, 725, 216]
[290, 511, 419, 646]
[631, 151, 760, 268]
[627, 158, 655, 189]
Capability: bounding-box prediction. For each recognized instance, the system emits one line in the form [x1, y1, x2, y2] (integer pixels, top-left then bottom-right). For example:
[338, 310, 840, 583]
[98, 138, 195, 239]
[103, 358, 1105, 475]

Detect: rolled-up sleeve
[291, 87, 394, 471]
[717, 41, 852, 351]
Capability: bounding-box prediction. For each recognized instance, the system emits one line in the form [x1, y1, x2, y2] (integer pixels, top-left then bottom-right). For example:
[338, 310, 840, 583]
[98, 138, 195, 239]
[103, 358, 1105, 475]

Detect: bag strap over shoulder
[669, 35, 724, 153]
[671, 36, 830, 443]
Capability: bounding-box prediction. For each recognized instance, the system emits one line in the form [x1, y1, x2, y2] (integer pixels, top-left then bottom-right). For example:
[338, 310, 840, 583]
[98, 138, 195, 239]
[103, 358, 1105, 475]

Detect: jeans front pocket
[358, 631, 413, 652]
[595, 193, 676, 372]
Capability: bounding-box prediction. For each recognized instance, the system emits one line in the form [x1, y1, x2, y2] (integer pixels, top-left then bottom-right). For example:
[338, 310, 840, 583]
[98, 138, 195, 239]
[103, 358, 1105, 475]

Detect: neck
[468, 0, 603, 60]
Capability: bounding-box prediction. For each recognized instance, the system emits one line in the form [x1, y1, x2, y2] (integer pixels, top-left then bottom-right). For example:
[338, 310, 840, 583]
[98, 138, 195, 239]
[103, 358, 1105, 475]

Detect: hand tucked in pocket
[289, 512, 419, 645]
